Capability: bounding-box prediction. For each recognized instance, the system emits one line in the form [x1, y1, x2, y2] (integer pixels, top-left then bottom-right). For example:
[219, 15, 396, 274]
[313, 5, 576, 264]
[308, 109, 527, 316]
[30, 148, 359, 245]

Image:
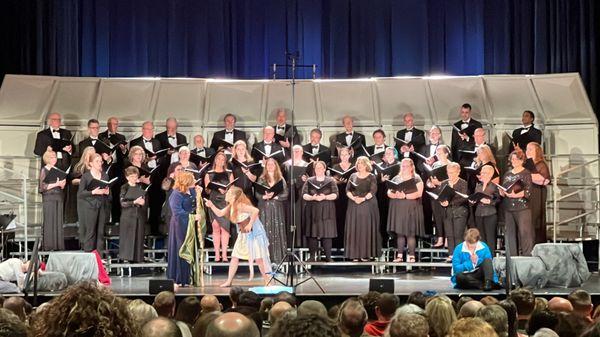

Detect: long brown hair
[74, 146, 96, 174]
[211, 151, 228, 171]
[173, 171, 195, 193]
[226, 186, 253, 223]
[259, 158, 283, 185]
[528, 142, 546, 164]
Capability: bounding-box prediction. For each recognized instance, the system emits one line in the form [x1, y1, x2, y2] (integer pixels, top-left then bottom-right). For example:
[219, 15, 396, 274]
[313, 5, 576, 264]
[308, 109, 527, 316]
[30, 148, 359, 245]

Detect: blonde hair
[448, 318, 498, 337]
[211, 151, 229, 171]
[425, 296, 457, 337]
[259, 158, 284, 185]
[464, 228, 481, 244]
[128, 145, 147, 163]
[447, 161, 461, 172]
[527, 142, 546, 164]
[225, 186, 253, 223]
[476, 144, 496, 166]
[399, 158, 415, 178]
[173, 171, 195, 193]
[74, 146, 96, 174]
[42, 150, 56, 165]
[355, 156, 372, 172]
[231, 140, 253, 162]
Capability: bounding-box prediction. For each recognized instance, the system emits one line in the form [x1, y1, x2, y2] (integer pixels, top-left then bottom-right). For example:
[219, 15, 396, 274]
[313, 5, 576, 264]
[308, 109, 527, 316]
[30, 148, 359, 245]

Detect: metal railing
[0, 166, 30, 259]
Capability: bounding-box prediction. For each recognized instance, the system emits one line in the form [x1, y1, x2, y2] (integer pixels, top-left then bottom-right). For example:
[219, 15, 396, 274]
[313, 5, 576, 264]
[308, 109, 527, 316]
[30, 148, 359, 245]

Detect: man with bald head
[156, 117, 187, 165]
[548, 297, 573, 313]
[269, 301, 293, 326]
[2, 297, 26, 322]
[252, 126, 286, 164]
[273, 108, 301, 148]
[200, 295, 222, 314]
[206, 312, 259, 337]
[333, 115, 367, 159]
[297, 300, 327, 318]
[459, 300, 485, 318]
[34, 112, 73, 171]
[142, 317, 182, 337]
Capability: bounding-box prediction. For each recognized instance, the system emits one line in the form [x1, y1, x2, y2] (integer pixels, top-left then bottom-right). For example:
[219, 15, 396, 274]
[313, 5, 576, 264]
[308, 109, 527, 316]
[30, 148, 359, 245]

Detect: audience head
[448, 317, 498, 337]
[153, 291, 176, 318]
[269, 314, 341, 337]
[358, 291, 381, 321]
[498, 299, 518, 337]
[2, 297, 26, 322]
[206, 312, 259, 337]
[0, 308, 28, 337]
[394, 304, 426, 318]
[238, 291, 261, 310]
[192, 311, 222, 337]
[406, 291, 427, 309]
[480, 296, 500, 306]
[456, 296, 474, 313]
[509, 288, 535, 319]
[533, 297, 549, 314]
[274, 291, 298, 307]
[298, 300, 327, 318]
[200, 295, 222, 314]
[260, 297, 273, 313]
[580, 324, 600, 337]
[527, 309, 559, 336]
[128, 299, 158, 329]
[387, 313, 429, 337]
[174, 296, 201, 326]
[458, 300, 484, 318]
[337, 298, 368, 337]
[548, 297, 573, 313]
[269, 301, 293, 325]
[568, 289, 593, 317]
[555, 312, 590, 337]
[142, 316, 182, 337]
[425, 295, 457, 337]
[476, 304, 508, 337]
[375, 293, 399, 321]
[31, 281, 139, 337]
[533, 328, 559, 337]
[328, 305, 340, 320]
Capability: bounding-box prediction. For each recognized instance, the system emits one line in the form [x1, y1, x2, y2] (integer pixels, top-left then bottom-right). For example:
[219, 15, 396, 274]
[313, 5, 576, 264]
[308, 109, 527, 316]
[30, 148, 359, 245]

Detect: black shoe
[483, 280, 493, 291]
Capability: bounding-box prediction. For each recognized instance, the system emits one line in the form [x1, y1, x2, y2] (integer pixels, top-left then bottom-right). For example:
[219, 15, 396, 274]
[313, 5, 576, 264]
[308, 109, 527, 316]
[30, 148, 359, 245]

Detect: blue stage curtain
[0, 0, 598, 107]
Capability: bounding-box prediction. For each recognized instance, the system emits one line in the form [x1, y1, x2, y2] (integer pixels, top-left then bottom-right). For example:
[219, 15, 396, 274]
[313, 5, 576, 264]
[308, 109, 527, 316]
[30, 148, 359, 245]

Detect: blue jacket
[451, 241, 498, 287]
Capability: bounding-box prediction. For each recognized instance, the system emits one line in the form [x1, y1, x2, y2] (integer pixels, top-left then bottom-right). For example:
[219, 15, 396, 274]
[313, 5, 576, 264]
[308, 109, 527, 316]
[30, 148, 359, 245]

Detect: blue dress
[168, 188, 196, 285]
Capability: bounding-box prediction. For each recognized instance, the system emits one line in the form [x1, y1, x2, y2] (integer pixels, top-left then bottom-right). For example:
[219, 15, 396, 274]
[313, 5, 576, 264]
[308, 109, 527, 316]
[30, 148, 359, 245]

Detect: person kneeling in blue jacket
[451, 228, 499, 291]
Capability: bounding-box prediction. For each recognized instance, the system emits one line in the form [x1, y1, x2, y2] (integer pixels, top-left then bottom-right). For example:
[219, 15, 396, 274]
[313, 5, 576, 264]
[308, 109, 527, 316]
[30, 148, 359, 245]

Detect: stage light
[424, 74, 454, 80]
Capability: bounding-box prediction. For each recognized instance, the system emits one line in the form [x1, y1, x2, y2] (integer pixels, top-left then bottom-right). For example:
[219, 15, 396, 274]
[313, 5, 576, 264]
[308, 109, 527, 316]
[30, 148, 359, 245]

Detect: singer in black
[450, 103, 482, 169]
[283, 145, 309, 248]
[501, 151, 534, 256]
[119, 166, 147, 263]
[302, 161, 339, 262]
[205, 151, 233, 262]
[526, 142, 551, 244]
[425, 144, 452, 248]
[345, 156, 381, 260]
[375, 147, 400, 247]
[509, 110, 543, 153]
[330, 147, 353, 250]
[439, 162, 469, 260]
[39, 150, 66, 251]
[230, 140, 259, 201]
[471, 165, 501, 251]
[33, 112, 73, 171]
[387, 158, 424, 263]
[77, 153, 110, 253]
[332, 116, 367, 159]
[210, 113, 247, 151]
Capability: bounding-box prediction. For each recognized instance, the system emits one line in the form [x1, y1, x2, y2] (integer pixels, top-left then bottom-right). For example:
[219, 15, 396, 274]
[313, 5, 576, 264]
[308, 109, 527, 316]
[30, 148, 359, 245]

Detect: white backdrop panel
[428, 77, 488, 126]
[204, 81, 266, 126]
[265, 80, 317, 126]
[483, 76, 541, 125]
[375, 78, 432, 125]
[0, 75, 56, 124]
[48, 78, 100, 123]
[531, 74, 595, 125]
[98, 79, 156, 123]
[153, 79, 206, 124]
[317, 80, 377, 127]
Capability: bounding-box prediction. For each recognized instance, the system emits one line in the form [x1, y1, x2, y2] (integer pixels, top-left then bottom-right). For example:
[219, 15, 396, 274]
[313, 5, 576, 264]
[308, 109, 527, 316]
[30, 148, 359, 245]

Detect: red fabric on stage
[92, 250, 111, 285]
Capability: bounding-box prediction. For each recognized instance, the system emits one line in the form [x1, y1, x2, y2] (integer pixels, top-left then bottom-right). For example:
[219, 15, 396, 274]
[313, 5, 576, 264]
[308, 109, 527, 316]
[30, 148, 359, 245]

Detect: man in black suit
[395, 112, 426, 161]
[273, 108, 301, 150]
[99, 117, 128, 225]
[302, 128, 331, 168]
[190, 134, 216, 165]
[77, 119, 112, 164]
[130, 121, 164, 234]
[210, 113, 247, 151]
[252, 126, 285, 165]
[365, 129, 390, 163]
[332, 115, 366, 159]
[451, 103, 483, 166]
[156, 117, 187, 166]
[509, 110, 543, 153]
[33, 112, 73, 171]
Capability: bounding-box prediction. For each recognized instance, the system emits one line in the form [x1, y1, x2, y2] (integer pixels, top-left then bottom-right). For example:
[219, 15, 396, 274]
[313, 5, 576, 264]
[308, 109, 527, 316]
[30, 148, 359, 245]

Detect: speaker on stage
[149, 279, 174, 294]
[369, 279, 394, 293]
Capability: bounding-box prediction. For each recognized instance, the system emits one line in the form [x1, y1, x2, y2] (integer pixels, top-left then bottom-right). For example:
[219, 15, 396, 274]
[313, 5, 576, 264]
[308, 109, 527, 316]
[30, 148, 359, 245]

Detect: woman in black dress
[345, 156, 381, 261]
[330, 147, 353, 251]
[39, 150, 66, 251]
[77, 153, 110, 253]
[205, 151, 234, 262]
[283, 145, 309, 248]
[525, 142, 551, 244]
[471, 165, 501, 251]
[501, 151, 534, 256]
[425, 145, 451, 248]
[387, 158, 424, 263]
[230, 140, 259, 203]
[375, 147, 400, 248]
[119, 166, 147, 262]
[255, 158, 288, 264]
[302, 160, 338, 262]
[70, 146, 96, 242]
[439, 162, 469, 260]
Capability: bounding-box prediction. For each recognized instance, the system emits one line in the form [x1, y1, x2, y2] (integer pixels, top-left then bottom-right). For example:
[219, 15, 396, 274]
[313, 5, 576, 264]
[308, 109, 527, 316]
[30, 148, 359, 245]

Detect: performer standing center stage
[205, 186, 272, 288]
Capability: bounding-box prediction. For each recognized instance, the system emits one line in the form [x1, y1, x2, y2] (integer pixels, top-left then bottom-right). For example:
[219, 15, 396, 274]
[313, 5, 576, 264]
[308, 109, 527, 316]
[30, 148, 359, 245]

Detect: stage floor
[43, 268, 600, 299]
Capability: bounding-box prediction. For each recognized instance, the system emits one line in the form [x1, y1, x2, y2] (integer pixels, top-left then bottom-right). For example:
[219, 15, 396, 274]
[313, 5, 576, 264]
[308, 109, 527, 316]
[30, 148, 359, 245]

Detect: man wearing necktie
[395, 112, 426, 161]
[509, 110, 542, 153]
[451, 103, 483, 168]
[191, 135, 215, 165]
[366, 129, 389, 163]
[77, 119, 113, 167]
[34, 112, 73, 171]
[156, 117, 187, 165]
[302, 128, 331, 174]
[332, 115, 366, 159]
[252, 126, 285, 165]
[273, 108, 301, 149]
[209, 113, 247, 151]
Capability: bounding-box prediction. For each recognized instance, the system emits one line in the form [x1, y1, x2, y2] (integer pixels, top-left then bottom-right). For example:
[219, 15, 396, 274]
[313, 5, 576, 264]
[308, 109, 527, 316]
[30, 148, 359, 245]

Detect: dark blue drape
[1, 0, 598, 107]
